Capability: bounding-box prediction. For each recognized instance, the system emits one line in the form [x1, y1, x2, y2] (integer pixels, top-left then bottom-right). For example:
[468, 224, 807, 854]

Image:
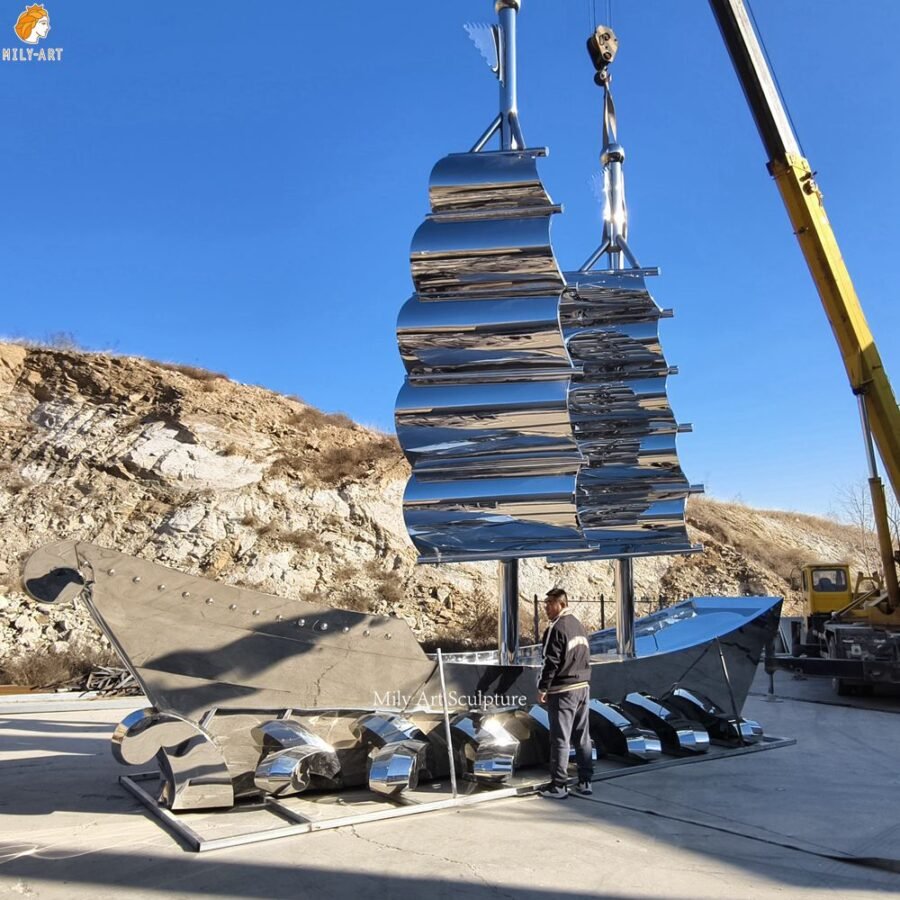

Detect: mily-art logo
[3, 4, 63, 61]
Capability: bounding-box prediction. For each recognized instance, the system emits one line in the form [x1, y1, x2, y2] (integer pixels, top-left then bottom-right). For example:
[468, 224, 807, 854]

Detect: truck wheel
[832, 677, 852, 697]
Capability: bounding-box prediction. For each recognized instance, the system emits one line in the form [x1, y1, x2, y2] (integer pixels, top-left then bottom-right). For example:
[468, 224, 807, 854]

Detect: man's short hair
[545, 587, 568, 607]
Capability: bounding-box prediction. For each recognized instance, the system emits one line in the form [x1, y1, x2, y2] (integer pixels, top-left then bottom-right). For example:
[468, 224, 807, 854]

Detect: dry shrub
[47, 331, 81, 350]
[5, 475, 30, 495]
[317, 436, 399, 486]
[362, 560, 405, 608]
[286, 403, 355, 431]
[222, 443, 241, 456]
[248, 523, 323, 553]
[466, 590, 500, 645]
[376, 574, 405, 607]
[0, 643, 119, 689]
[688, 496, 809, 581]
[157, 361, 228, 382]
[341, 593, 375, 613]
[334, 563, 357, 583]
[423, 590, 498, 653]
[279, 530, 325, 552]
[269, 454, 308, 478]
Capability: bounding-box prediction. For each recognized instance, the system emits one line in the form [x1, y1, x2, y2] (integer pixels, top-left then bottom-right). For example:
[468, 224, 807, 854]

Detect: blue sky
[2, 0, 898, 517]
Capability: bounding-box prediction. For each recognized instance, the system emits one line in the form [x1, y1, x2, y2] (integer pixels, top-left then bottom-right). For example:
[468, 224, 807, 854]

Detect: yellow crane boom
[709, 0, 900, 608]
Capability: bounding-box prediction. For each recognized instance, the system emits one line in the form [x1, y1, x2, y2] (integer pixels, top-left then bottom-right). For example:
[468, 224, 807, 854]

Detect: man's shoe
[572, 780, 593, 796]
[538, 785, 568, 800]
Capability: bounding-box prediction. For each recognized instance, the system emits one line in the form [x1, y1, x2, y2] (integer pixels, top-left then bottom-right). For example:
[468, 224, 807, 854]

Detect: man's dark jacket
[538, 608, 591, 693]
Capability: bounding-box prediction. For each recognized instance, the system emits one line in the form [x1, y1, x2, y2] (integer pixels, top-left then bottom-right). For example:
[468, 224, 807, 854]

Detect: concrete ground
[1, 669, 898, 899]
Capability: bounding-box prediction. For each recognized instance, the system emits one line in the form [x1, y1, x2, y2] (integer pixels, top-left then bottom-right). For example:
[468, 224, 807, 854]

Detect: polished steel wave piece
[352, 713, 430, 796]
[112, 707, 234, 810]
[351, 713, 428, 748]
[587, 699, 662, 761]
[252, 719, 340, 795]
[667, 687, 763, 744]
[450, 712, 519, 782]
[368, 740, 429, 797]
[621, 692, 711, 755]
[524, 702, 599, 764]
[396, 148, 696, 562]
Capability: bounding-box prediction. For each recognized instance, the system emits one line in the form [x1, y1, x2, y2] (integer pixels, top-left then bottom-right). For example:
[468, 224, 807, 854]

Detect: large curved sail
[395, 154, 694, 563]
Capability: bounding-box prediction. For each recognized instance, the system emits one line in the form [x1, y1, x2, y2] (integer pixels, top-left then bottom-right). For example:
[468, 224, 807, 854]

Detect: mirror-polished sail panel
[428, 149, 554, 215]
[396, 150, 695, 562]
[397, 294, 569, 380]
[395, 379, 580, 478]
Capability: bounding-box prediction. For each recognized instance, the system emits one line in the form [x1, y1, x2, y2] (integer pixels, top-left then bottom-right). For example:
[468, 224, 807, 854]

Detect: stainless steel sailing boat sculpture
[23, 5, 780, 812]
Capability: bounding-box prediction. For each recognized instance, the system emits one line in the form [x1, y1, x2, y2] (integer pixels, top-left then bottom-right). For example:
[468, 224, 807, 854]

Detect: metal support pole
[856, 394, 900, 610]
[715, 637, 745, 746]
[603, 142, 626, 270]
[763, 639, 780, 702]
[615, 558, 635, 657]
[533, 594, 540, 644]
[436, 649, 458, 799]
[497, 0, 522, 151]
[498, 559, 520, 665]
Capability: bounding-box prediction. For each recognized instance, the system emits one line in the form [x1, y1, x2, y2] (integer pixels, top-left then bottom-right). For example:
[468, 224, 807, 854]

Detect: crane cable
[744, 0, 806, 158]
[588, 0, 613, 32]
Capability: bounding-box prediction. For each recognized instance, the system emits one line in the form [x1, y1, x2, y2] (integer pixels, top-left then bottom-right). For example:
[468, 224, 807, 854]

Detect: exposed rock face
[0, 343, 875, 671]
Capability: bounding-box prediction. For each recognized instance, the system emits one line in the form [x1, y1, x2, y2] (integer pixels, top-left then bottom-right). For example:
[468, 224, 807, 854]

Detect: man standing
[537, 588, 594, 799]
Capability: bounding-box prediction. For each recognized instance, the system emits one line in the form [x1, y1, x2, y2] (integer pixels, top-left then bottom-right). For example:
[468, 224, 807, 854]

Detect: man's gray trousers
[547, 685, 594, 787]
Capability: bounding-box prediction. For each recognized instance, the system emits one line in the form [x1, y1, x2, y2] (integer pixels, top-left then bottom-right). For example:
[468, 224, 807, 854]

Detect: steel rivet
[252, 609, 261, 616]
[363, 629, 370, 637]
[133, 576, 141, 584]
[320, 623, 329, 632]
[276, 614, 283, 621]
[229, 603, 237, 611]
[182, 591, 191, 598]
[108, 569, 116, 576]
[205, 598, 215, 605]
[157, 584, 166, 591]
[296, 618, 305, 627]
[385, 633, 392, 640]
[342, 626, 350, 633]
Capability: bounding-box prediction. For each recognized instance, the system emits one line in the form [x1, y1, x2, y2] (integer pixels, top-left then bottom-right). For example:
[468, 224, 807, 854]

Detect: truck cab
[801, 564, 855, 617]
[790, 562, 900, 694]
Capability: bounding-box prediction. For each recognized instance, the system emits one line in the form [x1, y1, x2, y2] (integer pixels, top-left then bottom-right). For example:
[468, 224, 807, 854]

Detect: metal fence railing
[527, 594, 675, 643]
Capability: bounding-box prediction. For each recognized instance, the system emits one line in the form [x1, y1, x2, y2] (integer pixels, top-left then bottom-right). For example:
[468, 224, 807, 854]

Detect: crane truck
[705, 0, 900, 693]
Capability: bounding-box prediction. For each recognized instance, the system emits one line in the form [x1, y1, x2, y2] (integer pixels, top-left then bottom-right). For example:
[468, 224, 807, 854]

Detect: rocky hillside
[0, 343, 876, 678]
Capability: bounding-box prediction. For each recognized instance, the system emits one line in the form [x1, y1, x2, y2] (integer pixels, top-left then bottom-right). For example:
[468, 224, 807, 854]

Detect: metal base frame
[120, 735, 794, 853]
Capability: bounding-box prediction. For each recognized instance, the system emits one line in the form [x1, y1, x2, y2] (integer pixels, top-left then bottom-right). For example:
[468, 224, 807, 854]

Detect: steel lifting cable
[602, 81, 617, 148]
[745, 0, 806, 158]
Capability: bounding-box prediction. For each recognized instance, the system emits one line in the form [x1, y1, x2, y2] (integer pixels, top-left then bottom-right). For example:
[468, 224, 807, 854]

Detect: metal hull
[25, 541, 780, 807]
